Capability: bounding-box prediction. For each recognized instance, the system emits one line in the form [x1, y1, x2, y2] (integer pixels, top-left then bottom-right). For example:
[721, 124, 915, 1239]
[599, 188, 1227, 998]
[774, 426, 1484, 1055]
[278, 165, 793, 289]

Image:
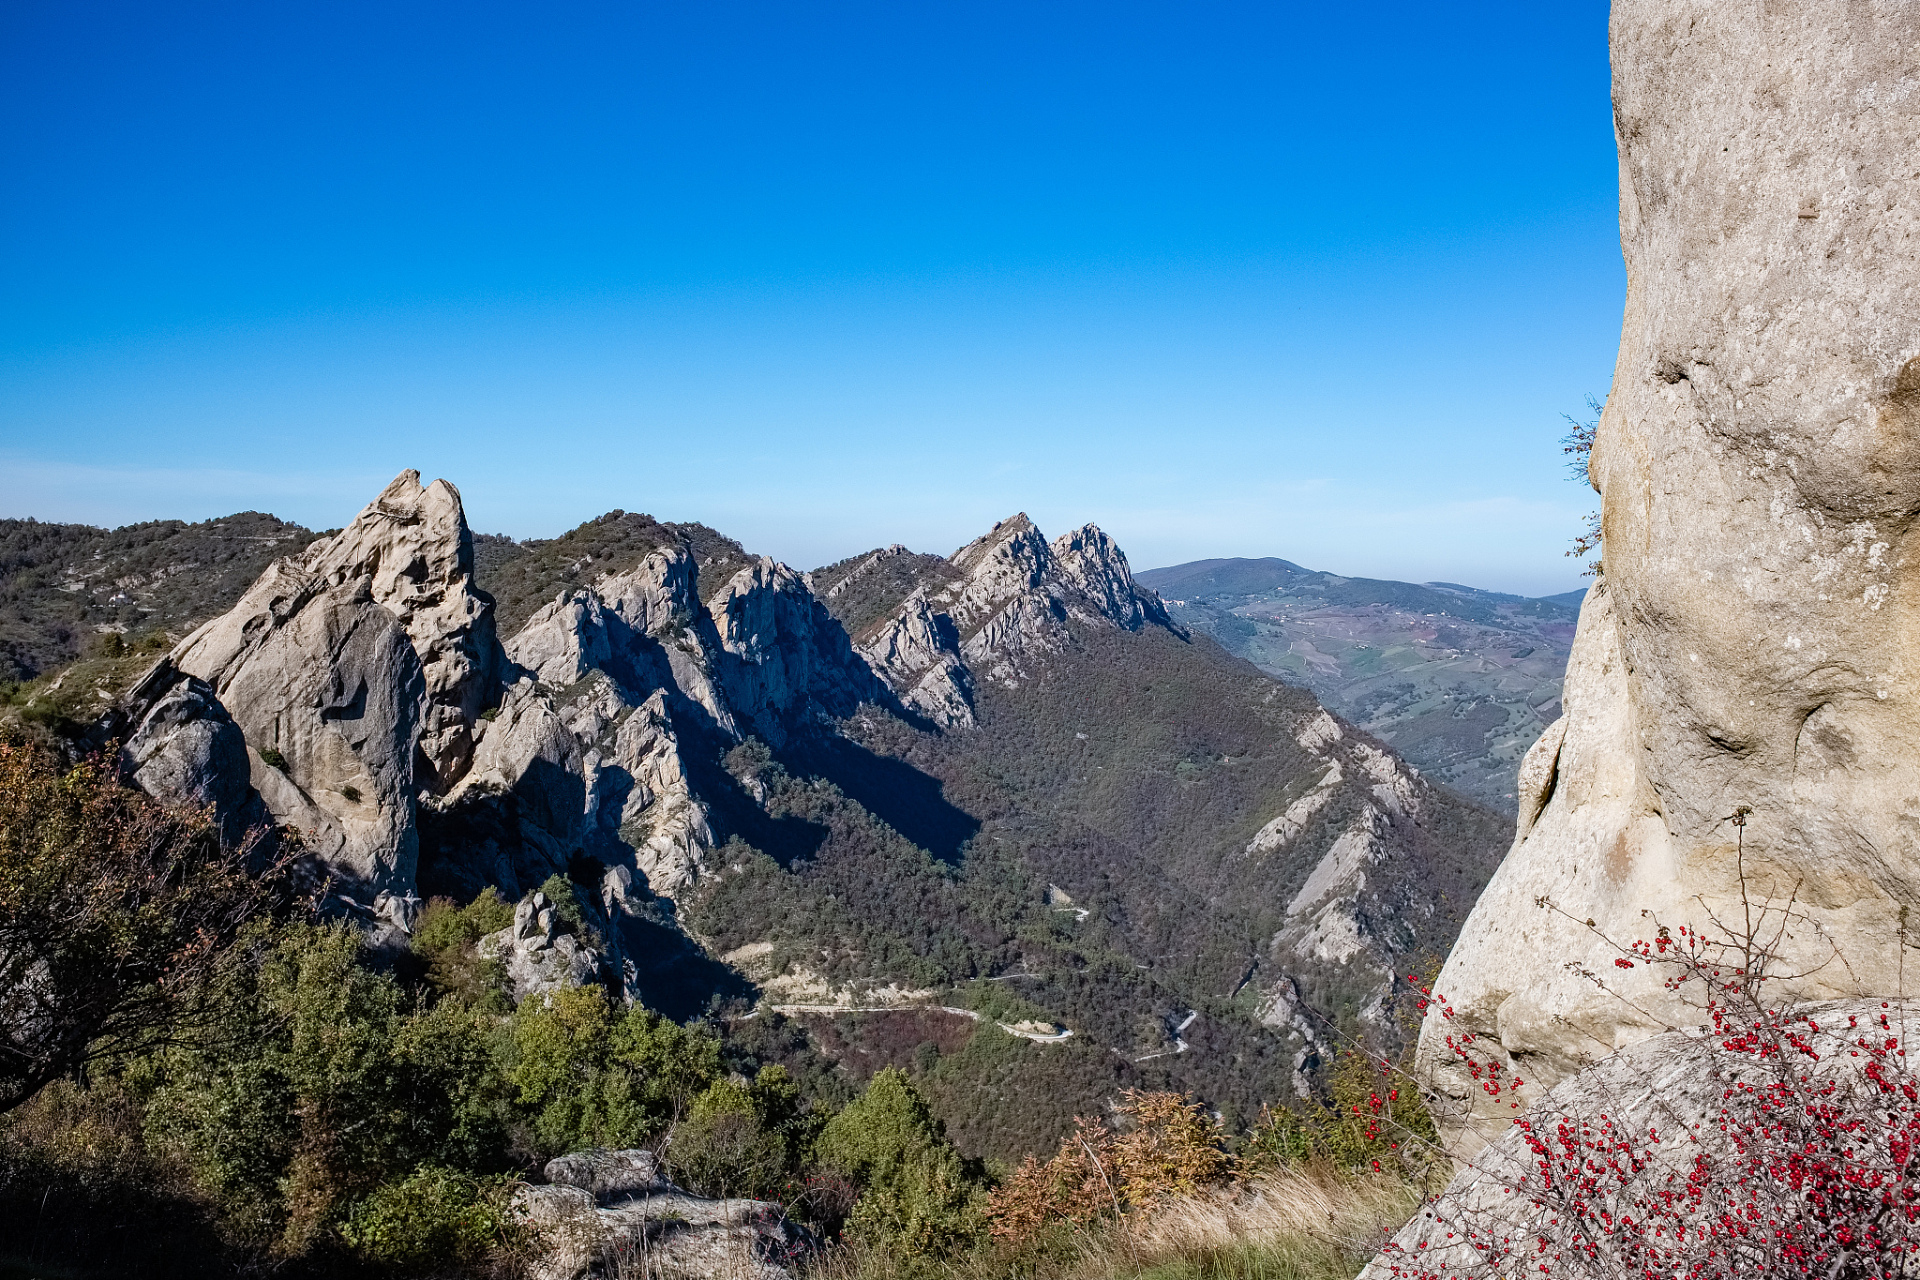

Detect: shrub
[667, 1078, 789, 1199]
[412, 890, 513, 1009]
[1391, 881, 1920, 1279]
[258, 746, 287, 771]
[339, 1164, 516, 1270]
[608, 1006, 725, 1128]
[0, 732, 290, 1115]
[815, 1067, 986, 1257]
[987, 1089, 1231, 1245]
[1243, 1049, 1436, 1175]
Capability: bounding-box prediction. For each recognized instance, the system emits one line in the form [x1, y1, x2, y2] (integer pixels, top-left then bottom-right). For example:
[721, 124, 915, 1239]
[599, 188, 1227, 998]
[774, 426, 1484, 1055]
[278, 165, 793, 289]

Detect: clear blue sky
[1, 1, 1619, 597]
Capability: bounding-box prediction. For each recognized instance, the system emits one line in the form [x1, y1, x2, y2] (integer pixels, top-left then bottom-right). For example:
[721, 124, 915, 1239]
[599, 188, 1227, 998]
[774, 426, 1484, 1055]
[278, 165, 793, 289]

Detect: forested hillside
[0, 513, 322, 683]
[1139, 557, 1579, 813]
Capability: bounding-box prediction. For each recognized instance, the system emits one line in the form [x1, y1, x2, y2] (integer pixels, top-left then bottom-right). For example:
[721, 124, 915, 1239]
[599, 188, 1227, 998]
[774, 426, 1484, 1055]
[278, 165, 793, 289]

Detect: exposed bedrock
[1421, 1, 1920, 1153]
[154, 471, 500, 920]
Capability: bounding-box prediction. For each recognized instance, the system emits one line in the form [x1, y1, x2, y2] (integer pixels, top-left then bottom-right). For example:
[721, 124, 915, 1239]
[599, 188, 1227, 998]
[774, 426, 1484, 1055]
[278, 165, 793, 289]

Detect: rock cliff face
[1420, 1, 1920, 1152]
[157, 472, 496, 914]
[849, 513, 1176, 726]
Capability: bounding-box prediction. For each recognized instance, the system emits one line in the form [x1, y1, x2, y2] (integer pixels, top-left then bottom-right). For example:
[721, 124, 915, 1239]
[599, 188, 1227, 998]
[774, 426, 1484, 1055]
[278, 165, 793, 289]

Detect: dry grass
[812, 1164, 1428, 1280]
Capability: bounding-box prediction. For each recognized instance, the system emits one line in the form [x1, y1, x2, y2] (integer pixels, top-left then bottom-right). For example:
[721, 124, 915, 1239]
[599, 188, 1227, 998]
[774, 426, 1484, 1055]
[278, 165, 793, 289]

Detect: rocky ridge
[839, 512, 1178, 728]
[114, 482, 1196, 995]
[96, 470, 1507, 1141]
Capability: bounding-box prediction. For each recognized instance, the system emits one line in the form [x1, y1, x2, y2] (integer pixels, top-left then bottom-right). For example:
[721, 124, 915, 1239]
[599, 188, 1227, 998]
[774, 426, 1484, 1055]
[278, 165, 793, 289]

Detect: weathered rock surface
[708, 556, 880, 744]
[115, 658, 275, 849]
[514, 1148, 810, 1280]
[854, 513, 1176, 725]
[170, 556, 428, 898]
[478, 890, 606, 1002]
[302, 471, 500, 790]
[1420, 1, 1920, 1153]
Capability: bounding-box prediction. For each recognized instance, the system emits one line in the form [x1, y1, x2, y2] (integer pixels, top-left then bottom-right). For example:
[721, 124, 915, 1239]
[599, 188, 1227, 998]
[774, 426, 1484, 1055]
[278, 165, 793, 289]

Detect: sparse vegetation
[1561, 394, 1604, 576]
[0, 512, 320, 684]
[471, 510, 748, 636]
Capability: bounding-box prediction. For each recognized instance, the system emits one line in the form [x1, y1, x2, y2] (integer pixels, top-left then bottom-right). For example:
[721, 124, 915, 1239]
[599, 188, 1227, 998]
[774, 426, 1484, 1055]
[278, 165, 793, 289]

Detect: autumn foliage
[1387, 907, 1920, 1279]
[987, 1088, 1231, 1244]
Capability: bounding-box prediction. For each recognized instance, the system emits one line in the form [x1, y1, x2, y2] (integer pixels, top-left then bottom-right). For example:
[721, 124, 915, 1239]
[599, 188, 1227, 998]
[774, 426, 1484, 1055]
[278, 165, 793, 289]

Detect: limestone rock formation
[1240, 704, 1474, 1092]
[858, 592, 975, 727]
[854, 513, 1176, 725]
[514, 1148, 810, 1280]
[422, 538, 880, 996]
[1419, 1, 1920, 1153]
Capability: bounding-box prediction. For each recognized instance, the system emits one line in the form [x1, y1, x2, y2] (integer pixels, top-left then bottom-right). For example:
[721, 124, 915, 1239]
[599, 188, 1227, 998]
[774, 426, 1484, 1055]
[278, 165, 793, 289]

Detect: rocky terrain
[4, 473, 1511, 1162]
[1138, 557, 1583, 814]
[1409, 0, 1920, 1157]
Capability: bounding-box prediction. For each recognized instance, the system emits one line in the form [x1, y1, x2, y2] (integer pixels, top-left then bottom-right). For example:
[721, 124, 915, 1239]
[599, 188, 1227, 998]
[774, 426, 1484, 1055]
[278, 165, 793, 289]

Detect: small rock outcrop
[478, 891, 605, 1002]
[514, 1148, 810, 1280]
[1418, 1, 1920, 1153]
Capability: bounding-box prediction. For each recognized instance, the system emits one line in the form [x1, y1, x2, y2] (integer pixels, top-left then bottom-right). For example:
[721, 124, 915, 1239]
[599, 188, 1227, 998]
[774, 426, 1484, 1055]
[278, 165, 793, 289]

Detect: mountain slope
[14, 477, 1512, 1166]
[1138, 557, 1580, 814]
[0, 513, 322, 683]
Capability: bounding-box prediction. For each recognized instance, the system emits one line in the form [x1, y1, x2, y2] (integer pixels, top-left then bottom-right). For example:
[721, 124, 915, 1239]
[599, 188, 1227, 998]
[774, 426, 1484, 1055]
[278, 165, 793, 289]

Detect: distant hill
[1137, 558, 1583, 815]
[0, 513, 324, 684]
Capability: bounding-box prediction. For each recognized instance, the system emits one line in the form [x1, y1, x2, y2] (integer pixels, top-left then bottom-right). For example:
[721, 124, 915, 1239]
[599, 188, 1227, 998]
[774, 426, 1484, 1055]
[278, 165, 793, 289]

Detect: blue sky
[0, 1, 1619, 596]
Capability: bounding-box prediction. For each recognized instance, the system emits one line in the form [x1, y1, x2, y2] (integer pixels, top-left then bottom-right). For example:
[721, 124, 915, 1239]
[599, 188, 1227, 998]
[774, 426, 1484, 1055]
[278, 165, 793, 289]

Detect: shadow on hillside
[780, 733, 980, 865]
[620, 911, 758, 1020]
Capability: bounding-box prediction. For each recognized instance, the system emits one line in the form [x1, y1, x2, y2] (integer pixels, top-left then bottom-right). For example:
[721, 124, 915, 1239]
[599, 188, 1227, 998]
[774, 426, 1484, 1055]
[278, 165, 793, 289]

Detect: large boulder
[114, 658, 275, 850]
[1421, 1, 1920, 1152]
[513, 1148, 811, 1280]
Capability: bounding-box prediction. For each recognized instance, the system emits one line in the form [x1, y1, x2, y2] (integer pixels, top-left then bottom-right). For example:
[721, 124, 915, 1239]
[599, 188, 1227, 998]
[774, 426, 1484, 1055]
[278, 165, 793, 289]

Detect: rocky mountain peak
[847, 514, 1177, 727]
[142, 469, 497, 917]
[306, 470, 501, 788]
[947, 512, 1037, 575]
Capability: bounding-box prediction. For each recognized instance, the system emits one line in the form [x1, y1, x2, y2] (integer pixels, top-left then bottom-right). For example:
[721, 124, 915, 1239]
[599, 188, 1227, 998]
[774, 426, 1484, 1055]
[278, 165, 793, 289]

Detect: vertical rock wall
[1422, 1, 1920, 1152]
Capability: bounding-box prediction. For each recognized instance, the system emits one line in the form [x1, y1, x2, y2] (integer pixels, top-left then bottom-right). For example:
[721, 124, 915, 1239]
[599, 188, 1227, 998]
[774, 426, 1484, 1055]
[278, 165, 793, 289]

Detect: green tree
[0, 732, 289, 1114]
[814, 1067, 985, 1257]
